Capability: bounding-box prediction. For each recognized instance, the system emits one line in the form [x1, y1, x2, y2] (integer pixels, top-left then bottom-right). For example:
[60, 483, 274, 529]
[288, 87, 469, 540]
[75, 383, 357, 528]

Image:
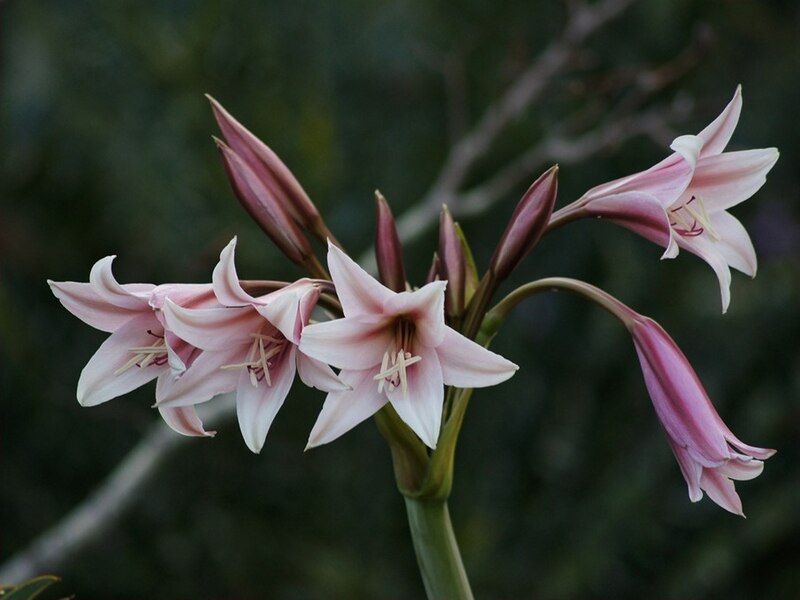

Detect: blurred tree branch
[0, 0, 710, 584]
[0, 399, 233, 584]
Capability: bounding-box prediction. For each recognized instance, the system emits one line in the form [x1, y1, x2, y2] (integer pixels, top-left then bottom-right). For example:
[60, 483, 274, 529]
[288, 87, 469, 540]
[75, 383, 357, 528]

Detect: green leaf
[2, 576, 60, 600]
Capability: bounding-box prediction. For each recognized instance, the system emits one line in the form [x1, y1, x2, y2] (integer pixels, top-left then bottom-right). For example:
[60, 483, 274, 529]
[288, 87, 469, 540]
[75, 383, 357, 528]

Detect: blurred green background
[1, 0, 798, 598]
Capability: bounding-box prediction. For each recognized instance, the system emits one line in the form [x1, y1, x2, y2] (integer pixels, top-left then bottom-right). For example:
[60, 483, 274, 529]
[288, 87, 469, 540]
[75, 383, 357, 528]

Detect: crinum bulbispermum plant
[49, 87, 778, 599]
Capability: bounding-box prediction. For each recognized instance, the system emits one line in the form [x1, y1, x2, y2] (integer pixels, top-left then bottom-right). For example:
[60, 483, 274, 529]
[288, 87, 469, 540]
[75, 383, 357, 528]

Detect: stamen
[115, 338, 168, 375]
[219, 331, 285, 387]
[684, 197, 721, 241]
[374, 348, 422, 397]
[670, 196, 720, 240]
[377, 351, 390, 394]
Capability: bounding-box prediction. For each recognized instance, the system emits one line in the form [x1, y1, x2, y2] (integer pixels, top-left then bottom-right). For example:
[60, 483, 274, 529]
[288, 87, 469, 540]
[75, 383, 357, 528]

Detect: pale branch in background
[375, 0, 637, 262]
[0, 399, 233, 584]
[1, 0, 704, 583]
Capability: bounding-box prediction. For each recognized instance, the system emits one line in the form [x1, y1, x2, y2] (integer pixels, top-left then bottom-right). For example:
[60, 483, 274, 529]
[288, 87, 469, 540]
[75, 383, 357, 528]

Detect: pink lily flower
[299, 242, 519, 449]
[158, 238, 347, 453]
[48, 258, 217, 437]
[579, 86, 779, 312]
[630, 315, 775, 515]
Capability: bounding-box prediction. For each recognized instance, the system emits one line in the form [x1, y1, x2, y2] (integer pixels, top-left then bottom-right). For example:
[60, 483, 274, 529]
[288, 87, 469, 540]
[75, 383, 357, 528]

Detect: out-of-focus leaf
[2, 576, 60, 600]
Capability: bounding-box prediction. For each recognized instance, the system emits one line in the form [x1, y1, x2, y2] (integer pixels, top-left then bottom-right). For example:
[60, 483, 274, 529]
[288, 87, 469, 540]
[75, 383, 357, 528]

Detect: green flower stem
[484, 276, 636, 336]
[404, 498, 475, 600]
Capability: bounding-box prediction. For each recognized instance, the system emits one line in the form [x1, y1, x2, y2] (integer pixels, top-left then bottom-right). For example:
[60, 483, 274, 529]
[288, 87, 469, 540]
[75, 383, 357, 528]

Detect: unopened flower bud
[207, 95, 323, 232]
[215, 138, 312, 265]
[439, 205, 465, 318]
[490, 165, 558, 281]
[374, 190, 406, 292]
[426, 252, 441, 284]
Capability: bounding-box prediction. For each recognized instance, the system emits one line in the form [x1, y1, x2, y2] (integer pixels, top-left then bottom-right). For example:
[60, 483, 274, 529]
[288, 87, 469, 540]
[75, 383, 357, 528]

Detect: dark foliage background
[1, 1, 798, 598]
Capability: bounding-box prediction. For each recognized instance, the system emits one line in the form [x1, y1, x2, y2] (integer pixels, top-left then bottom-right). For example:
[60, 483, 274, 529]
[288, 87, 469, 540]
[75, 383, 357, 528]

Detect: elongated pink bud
[439, 205, 465, 318]
[374, 190, 406, 292]
[490, 166, 558, 281]
[215, 138, 312, 264]
[630, 315, 775, 516]
[207, 95, 322, 231]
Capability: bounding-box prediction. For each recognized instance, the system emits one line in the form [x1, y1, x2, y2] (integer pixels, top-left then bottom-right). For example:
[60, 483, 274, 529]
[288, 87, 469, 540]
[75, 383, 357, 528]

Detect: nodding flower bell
[158, 238, 347, 453]
[629, 315, 775, 515]
[438, 205, 466, 319]
[48, 258, 218, 438]
[214, 138, 313, 266]
[207, 95, 324, 234]
[374, 190, 407, 292]
[574, 86, 779, 312]
[490, 165, 558, 282]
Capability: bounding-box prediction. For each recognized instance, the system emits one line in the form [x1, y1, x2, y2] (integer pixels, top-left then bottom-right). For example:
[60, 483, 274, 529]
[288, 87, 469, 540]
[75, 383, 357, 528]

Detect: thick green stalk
[404, 498, 474, 600]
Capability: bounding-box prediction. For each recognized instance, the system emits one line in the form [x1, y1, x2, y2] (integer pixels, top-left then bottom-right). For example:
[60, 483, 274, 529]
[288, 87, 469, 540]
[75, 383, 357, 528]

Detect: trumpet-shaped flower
[158, 238, 346, 453]
[630, 315, 775, 515]
[581, 86, 779, 312]
[299, 242, 519, 449]
[49, 258, 217, 437]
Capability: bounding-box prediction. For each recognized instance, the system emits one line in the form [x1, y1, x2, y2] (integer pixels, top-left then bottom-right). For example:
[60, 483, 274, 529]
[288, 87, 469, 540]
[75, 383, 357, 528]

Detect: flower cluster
[51, 87, 777, 514]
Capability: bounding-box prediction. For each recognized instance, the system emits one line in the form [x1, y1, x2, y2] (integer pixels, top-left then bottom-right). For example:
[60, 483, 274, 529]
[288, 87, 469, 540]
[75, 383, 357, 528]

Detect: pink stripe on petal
[163, 300, 262, 351]
[386, 344, 444, 449]
[89, 256, 152, 310]
[156, 345, 243, 408]
[584, 192, 673, 248]
[299, 316, 391, 370]
[700, 468, 744, 516]
[296, 353, 349, 392]
[77, 315, 165, 407]
[690, 148, 779, 212]
[212, 237, 260, 307]
[709, 211, 757, 277]
[157, 405, 216, 437]
[48, 280, 144, 332]
[327, 242, 394, 318]
[697, 86, 742, 157]
[306, 369, 388, 449]
[236, 346, 297, 453]
[436, 327, 518, 388]
[677, 235, 732, 313]
[383, 281, 447, 347]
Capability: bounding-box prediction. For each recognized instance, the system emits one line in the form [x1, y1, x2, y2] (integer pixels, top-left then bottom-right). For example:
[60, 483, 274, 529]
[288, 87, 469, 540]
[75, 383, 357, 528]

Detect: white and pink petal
[436, 327, 518, 388]
[305, 369, 389, 449]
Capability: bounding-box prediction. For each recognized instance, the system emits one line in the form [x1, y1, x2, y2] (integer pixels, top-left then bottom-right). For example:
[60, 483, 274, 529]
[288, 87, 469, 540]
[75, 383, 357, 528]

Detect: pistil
[670, 196, 720, 240]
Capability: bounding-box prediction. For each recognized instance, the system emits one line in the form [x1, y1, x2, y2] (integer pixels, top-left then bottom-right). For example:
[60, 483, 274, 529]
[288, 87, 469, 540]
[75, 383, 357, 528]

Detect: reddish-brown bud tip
[439, 205, 466, 317]
[425, 252, 441, 284]
[490, 165, 558, 281]
[206, 95, 322, 231]
[374, 190, 407, 292]
[216, 142, 312, 265]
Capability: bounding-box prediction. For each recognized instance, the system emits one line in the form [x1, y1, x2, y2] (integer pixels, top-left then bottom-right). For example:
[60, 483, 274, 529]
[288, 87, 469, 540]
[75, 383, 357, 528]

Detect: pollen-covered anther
[373, 348, 422, 396]
[220, 332, 284, 387]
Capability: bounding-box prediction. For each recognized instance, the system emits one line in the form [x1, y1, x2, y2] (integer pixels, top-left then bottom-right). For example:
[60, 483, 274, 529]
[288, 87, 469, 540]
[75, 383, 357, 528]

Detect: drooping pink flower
[49, 258, 217, 437]
[299, 242, 519, 449]
[630, 315, 775, 515]
[158, 238, 346, 453]
[578, 86, 779, 312]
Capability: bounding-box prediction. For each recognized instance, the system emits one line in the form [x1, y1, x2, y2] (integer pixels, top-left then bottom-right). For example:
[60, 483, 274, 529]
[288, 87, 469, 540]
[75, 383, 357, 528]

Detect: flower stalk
[404, 498, 474, 600]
